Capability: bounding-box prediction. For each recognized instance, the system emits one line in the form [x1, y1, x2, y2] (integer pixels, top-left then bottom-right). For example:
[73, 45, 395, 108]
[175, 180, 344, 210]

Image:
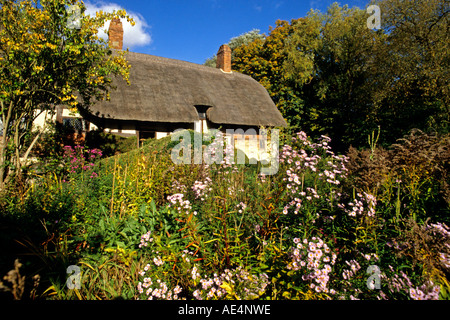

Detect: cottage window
[198, 112, 206, 120]
[194, 105, 210, 134]
[62, 117, 86, 132]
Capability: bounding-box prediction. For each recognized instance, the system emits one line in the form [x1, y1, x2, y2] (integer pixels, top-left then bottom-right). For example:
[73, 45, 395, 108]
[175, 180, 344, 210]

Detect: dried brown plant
[346, 129, 450, 204]
[393, 218, 450, 281]
[0, 259, 25, 300]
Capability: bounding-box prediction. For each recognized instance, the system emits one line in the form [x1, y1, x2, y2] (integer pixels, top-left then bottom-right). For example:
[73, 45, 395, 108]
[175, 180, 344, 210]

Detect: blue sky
[85, 0, 371, 65]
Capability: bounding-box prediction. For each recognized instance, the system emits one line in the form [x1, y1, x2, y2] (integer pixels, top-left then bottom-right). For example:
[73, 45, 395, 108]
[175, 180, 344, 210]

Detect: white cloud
[84, 1, 152, 49]
[274, 2, 284, 9]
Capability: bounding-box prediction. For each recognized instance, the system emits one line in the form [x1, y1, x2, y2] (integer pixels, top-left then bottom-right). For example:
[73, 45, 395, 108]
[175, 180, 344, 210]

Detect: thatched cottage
[36, 18, 287, 159]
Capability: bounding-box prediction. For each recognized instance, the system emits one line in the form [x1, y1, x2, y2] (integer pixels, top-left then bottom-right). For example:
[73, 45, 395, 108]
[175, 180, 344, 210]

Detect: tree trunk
[0, 100, 13, 191]
[21, 121, 47, 168]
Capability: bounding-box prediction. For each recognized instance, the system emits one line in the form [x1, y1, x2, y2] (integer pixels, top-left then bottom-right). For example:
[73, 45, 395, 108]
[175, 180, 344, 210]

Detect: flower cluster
[338, 192, 377, 217]
[282, 187, 321, 215]
[280, 133, 349, 216]
[428, 222, 450, 239]
[63, 145, 102, 179]
[341, 259, 361, 280]
[137, 276, 183, 300]
[139, 231, 153, 248]
[191, 265, 201, 280]
[439, 252, 450, 269]
[153, 256, 164, 267]
[318, 158, 347, 185]
[137, 244, 269, 300]
[137, 254, 182, 300]
[409, 281, 440, 300]
[235, 202, 247, 214]
[423, 222, 450, 269]
[335, 258, 368, 300]
[380, 265, 441, 300]
[172, 180, 188, 194]
[226, 184, 245, 197]
[362, 252, 379, 262]
[167, 193, 196, 215]
[287, 236, 337, 294]
[192, 177, 212, 201]
[192, 266, 269, 300]
[181, 249, 196, 263]
[202, 131, 240, 174]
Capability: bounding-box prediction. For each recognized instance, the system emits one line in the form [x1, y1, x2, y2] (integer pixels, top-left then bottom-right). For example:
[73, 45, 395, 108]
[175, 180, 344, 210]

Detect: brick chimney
[216, 44, 232, 73]
[109, 18, 123, 50]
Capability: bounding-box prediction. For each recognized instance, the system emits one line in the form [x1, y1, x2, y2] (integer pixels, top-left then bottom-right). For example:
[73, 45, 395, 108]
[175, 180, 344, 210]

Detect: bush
[85, 130, 137, 157]
[346, 129, 450, 224]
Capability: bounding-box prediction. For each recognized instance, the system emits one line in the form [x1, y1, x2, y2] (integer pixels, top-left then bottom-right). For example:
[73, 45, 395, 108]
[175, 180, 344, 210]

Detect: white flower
[153, 256, 164, 266]
[193, 289, 202, 300]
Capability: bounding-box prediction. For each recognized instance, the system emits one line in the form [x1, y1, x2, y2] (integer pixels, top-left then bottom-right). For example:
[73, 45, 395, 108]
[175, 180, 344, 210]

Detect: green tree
[372, 0, 449, 138]
[204, 29, 265, 67]
[0, 0, 133, 189]
[287, 4, 386, 150]
[233, 1, 448, 151]
[233, 20, 305, 131]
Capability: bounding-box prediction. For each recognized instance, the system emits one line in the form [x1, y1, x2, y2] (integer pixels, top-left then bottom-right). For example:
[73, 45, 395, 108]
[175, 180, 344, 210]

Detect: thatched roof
[82, 51, 287, 130]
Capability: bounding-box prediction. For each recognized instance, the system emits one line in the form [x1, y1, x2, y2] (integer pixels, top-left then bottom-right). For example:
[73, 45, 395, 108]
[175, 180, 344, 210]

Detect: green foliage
[0, 128, 449, 300]
[232, 0, 449, 152]
[85, 130, 137, 157]
[204, 29, 265, 67]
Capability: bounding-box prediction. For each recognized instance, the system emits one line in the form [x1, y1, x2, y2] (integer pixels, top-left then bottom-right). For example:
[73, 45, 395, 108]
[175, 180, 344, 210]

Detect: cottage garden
[1, 127, 449, 300]
[0, 0, 449, 302]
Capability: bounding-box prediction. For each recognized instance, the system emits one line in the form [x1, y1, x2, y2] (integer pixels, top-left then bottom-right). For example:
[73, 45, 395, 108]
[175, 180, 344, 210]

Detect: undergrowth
[0, 129, 449, 300]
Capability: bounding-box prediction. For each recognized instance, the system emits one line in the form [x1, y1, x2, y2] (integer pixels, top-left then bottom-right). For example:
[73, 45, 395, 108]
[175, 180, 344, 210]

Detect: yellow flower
[33, 65, 44, 72]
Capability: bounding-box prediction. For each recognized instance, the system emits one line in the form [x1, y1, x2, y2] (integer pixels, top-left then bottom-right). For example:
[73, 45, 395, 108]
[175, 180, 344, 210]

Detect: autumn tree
[0, 0, 133, 189]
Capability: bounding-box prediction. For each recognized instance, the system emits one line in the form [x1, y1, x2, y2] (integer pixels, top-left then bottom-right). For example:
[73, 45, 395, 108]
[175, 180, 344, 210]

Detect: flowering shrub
[287, 236, 338, 295]
[191, 266, 269, 300]
[376, 266, 440, 300]
[137, 261, 269, 301]
[62, 145, 102, 179]
[167, 193, 195, 215]
[192, 177, 212, 201]
[137, 271, 183, 300]
[280, 132, 349, 221]
[136, 228, 269, 300]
